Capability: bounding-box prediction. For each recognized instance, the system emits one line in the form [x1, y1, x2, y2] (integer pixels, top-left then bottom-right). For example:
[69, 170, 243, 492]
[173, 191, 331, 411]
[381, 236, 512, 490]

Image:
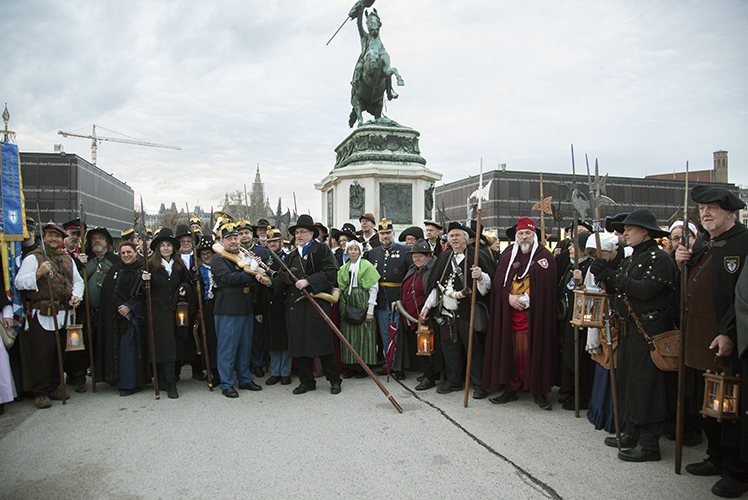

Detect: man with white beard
[483, 217, 558, 410]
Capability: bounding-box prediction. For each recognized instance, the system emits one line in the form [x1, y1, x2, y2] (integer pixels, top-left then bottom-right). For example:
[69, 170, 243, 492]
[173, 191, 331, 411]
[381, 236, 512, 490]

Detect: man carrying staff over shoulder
[676, 185, 748, 499]
[261, 215, 342, 395]
[15, 223, 84, 409]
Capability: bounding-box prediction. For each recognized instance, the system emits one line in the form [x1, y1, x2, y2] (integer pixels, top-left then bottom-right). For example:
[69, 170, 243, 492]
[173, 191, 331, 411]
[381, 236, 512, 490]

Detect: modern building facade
[436, 154, 740, 239]
[20, 152, 134, 237]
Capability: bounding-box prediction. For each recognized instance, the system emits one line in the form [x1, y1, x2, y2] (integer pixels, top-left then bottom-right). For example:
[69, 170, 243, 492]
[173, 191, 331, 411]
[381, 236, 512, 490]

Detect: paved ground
[0, 370, 718, 500]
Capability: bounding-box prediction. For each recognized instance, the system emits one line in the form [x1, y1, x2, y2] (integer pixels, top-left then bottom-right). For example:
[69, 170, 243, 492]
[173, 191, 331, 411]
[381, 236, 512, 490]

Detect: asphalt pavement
[0, 369, 718, 500]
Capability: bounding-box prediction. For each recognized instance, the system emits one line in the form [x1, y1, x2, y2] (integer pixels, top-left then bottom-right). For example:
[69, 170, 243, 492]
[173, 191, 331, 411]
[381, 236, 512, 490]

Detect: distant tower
[714, 150, 728, 183]
[250, 165, 269, 223]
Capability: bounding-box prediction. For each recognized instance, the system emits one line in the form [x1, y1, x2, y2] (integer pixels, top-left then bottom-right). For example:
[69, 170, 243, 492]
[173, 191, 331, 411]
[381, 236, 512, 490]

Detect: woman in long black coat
[97, 241, 149, 395]
[590, 210, 675, 462]
[143, 229, 192, 399]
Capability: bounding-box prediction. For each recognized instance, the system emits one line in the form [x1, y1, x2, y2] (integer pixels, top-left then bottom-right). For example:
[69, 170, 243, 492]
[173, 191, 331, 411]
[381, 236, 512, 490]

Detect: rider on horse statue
[348, 0, 405, 128]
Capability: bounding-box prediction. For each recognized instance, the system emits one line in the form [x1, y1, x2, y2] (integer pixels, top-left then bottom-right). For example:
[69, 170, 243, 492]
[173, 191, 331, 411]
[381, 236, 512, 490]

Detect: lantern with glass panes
[570, 286, 607, 328]
[176, 297, 189, 327]
[700, 369, 741, 422]
[416, 323, 434, 356]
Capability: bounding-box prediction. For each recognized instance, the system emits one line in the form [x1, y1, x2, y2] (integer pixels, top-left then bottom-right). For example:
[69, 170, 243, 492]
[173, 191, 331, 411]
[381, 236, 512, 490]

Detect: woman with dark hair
[97, 241, 149, 395]
[142, 228, 193, 399]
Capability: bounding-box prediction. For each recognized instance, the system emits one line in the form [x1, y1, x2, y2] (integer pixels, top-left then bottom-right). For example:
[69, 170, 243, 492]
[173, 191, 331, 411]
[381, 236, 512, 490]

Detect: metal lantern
[176, 298, 189, 327]
[570, 288, 607, 328]
[416, 323, 434, 356]
[700, 370, 741, 422]
[65, 323, 85, 352]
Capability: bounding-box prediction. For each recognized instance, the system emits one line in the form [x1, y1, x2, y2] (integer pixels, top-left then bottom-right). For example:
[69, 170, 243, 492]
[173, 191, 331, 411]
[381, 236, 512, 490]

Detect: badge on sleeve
[725, 256, 739, 274]
[538, 258, 549, 269]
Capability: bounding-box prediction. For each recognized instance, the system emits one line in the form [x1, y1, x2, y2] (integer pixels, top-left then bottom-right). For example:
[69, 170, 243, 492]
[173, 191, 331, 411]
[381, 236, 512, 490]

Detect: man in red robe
[482, 217, 558, 409]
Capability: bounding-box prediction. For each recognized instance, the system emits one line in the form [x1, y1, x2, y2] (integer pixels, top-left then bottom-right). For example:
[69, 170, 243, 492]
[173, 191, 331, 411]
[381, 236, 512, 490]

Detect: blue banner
[2, 241, 25, 329]
[0, 141, 27, 240]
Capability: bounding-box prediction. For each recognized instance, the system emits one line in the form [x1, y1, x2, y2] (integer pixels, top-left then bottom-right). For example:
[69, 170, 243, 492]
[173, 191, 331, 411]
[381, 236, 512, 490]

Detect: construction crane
[58, 124, 181, 166]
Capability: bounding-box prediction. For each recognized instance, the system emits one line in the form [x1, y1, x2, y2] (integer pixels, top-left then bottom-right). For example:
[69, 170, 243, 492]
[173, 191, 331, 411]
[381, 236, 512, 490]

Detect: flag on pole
[1, 141, 28, 330]
[0, 141, 27, 241]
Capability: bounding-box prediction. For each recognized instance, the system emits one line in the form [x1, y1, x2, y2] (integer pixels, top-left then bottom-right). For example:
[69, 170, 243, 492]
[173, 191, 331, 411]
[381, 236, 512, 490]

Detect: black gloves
[589, 258, 612, 281]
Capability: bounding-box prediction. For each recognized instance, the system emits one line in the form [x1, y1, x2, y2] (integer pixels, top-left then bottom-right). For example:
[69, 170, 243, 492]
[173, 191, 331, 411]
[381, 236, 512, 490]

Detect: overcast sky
[3, 0, 746, 220]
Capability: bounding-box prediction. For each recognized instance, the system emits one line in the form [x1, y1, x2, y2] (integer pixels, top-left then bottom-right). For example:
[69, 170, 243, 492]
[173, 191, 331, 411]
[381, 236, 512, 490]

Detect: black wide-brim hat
[398, 226, 425, 242]
[87, 226, 113, 246]
[150, 228, 181, 252]
[691, 184, 745, 211]
[604, 213, 630, 233]
[610, 209, 669, 238]
[288, 214, 320, 239]
[446, 221, 467, 234]
[251, 219, 273, 232]
[175, 224, 192, 239]
[505, 224, 517, 241]
[409, 238, 433, 254]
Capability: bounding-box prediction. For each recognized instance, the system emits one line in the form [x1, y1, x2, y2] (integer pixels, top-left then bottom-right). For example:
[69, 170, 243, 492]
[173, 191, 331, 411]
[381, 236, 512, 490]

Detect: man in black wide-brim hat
[675, 185, 748, 498]
[261, 214, 342, 395]
[589, 208, 676, 463]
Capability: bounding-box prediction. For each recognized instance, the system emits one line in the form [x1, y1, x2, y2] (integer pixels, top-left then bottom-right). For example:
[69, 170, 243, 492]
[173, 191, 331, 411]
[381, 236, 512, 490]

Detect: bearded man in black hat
[589, 208, 676, 462]
[253, 219, 272, 247]
[174, 223, 205, 381]
[84, 227, 118, 389]
[675, 185, 748, 498]
[422, 222, 492, 399]
[262, 214, 341, 395]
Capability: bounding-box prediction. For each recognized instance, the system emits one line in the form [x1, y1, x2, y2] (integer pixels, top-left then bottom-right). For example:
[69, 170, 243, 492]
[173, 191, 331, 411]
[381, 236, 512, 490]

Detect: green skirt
[340, 286, 377, 365]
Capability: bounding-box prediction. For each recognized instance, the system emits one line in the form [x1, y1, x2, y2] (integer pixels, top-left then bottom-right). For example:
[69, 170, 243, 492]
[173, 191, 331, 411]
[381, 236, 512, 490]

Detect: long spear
[140, 197, 159, 399]
[586, 156, 622, 447]
[464, 159, 485, 407]
[675, 161, 690, 474]
[36, 204, 66, 404]
[266, 246, 403, 413]
[570, 150, 581, 417]
[187, 203, 213, 391]
[78, 203, 96, 392]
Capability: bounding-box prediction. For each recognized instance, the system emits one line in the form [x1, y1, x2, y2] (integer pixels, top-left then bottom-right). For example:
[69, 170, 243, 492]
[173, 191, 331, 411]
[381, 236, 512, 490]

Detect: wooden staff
[78, 203, 97, 392]
[189, 222, 213, 391]
[267, 247, 403, 413]
[675, 161, 690, 474]
[140, 197, 159, 399]
[464, 160, 484, 408]
[36, 204, 66, 404]
[572, 214, 581, 418]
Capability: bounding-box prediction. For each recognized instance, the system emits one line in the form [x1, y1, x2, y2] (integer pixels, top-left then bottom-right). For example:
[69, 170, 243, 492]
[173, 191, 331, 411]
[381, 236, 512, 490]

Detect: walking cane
[140, 197, 159, 399]
[267, 247, 403, 413]
[78, 203, 96, 392]
[675, 162, 690, 474]
[36, 204, 67, 404]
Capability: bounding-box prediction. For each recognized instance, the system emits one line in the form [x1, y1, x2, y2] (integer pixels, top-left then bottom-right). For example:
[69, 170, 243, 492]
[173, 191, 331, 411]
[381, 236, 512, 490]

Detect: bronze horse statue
[348, 4, 404, 128]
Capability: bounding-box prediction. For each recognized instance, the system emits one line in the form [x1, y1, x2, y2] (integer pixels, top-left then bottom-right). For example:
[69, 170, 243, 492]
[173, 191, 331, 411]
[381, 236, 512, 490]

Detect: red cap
[516, 217, 536, 233]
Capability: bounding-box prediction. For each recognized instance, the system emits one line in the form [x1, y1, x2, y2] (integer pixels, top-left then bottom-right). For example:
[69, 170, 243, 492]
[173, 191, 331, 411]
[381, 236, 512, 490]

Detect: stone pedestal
[315, 124, 442, 232]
